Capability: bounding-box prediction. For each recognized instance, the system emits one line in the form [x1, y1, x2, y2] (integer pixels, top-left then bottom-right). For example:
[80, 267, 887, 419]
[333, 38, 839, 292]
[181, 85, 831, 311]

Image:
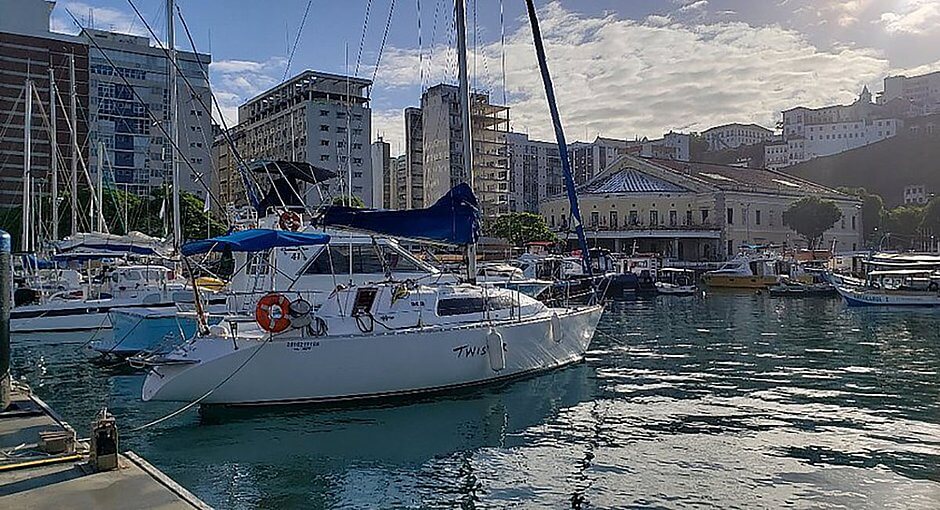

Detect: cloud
[209, 57, 287, 126]
[370, 2, 890, 149]
[371, 109, 407, 156]
[879, 0, 940, 35]
[50, 1, 150, 38]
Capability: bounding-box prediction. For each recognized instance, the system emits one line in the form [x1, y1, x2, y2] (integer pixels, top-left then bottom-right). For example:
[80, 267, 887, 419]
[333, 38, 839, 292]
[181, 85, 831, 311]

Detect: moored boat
[836, 269, 940, 307]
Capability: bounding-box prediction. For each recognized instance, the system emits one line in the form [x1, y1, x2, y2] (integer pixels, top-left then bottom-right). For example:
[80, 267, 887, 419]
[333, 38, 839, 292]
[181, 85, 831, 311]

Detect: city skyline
[45, 0, 940, 151]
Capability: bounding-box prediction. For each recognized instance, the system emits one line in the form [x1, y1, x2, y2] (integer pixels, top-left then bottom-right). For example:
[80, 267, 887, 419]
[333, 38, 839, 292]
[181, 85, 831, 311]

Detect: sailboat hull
[142, 305, 603, 405]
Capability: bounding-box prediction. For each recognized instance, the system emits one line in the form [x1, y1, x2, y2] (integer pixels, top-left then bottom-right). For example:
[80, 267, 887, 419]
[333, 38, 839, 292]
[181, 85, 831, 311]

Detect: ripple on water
[9, 293, 940, 509]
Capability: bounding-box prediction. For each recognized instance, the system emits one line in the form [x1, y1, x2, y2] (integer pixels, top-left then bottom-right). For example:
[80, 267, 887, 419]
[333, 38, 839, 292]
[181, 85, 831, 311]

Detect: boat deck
[0, 386, 209, 509]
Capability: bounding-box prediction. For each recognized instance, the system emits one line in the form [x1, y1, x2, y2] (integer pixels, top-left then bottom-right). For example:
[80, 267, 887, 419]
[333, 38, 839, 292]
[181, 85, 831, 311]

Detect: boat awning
[181, 229, 331, 256]
[868, 269, 935, 276]
[317, 183, 481, 246]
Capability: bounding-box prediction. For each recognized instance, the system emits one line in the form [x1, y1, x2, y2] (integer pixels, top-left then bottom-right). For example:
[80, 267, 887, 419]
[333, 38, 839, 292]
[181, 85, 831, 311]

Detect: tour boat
[836, 269, 940, 307]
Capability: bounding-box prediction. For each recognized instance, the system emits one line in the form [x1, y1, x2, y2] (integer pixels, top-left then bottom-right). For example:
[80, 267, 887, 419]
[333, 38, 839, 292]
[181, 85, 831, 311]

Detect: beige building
[541, 155, 862, 261]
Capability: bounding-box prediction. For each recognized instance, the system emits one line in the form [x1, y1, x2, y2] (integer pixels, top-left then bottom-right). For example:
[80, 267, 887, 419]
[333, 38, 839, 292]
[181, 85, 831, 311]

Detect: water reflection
[10, 294, 940, 508]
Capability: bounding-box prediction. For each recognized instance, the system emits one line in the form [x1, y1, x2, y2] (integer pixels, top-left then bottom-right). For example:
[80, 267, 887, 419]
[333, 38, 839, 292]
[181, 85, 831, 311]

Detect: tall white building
[881, 71, 940, 116]
[401, 107, 424, 209]
[236, 71, 373, 207]
[770, 87, 903, 168]
[568, 137, 632, 184]
[638, 131, 691, 161]
[507, 132, 563, 213]
[371, 138, 392, 209]
[702, 123, 773, 151]
[421, 84, 510, 217]
[83, 29, 212, 196]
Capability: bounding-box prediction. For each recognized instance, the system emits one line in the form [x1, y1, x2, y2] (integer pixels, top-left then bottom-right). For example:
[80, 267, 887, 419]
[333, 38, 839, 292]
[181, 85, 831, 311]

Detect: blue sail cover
[181, 229, 330, 256]
[318, 183, 481, 245]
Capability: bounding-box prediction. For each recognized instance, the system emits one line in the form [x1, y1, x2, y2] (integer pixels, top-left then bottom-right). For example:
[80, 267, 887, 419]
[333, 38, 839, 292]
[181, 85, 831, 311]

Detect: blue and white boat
[836, 269, 940, 307]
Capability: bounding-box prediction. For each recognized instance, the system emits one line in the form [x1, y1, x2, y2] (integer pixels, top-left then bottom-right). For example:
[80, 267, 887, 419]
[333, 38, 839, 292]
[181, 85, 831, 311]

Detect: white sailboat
[138, 0, 604, 406]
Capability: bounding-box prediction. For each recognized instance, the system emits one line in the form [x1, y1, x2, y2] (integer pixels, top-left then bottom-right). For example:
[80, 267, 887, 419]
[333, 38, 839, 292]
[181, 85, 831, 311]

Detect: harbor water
[10, 293, 940, 508]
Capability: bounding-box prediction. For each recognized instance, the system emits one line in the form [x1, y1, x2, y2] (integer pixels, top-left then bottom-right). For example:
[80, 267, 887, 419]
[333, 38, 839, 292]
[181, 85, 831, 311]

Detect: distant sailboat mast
[49, 67, 58, 241]
[22, 78, 33, 253]
[167, 0, 182, 250]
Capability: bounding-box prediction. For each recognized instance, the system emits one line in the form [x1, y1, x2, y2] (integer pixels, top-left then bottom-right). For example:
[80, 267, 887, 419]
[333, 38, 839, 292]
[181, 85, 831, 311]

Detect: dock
[0, 385, 210, 509]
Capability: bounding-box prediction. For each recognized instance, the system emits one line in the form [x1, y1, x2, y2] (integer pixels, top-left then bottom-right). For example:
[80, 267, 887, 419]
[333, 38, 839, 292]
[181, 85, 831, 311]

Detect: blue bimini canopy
[181, 229, 331, 256]
[318, 183, 481, 246]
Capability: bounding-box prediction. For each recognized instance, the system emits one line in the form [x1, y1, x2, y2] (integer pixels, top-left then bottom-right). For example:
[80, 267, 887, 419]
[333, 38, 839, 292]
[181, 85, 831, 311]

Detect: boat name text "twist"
[453, 343, 507, 358]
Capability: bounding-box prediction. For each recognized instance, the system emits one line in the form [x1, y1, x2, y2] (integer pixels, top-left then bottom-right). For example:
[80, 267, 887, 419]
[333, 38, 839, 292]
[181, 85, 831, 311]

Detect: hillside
[783, 119, 940, 207]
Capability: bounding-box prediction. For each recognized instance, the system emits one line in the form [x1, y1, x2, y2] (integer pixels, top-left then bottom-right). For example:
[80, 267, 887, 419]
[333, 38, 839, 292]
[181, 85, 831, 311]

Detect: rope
[129, 330, 277, 432]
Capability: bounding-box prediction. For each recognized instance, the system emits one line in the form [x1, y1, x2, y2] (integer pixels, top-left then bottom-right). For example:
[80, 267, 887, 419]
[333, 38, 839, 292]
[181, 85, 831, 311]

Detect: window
[590, 212, 599, 227]
[320, 110, 330, 116]
[701, 209, 709, 223]
[669, 210, 677, 227]
[686, 210, 693, 225]
[841, 217, 846, 229]
[755, 210, 761, 225]
[727, 239, 733, 255]
[629, 210, 638, 225]
[337, 126, 347, 134]
[727, 208, 734, 225]
[320, 125, 329, 132]
[437, 295, 515, 316]
[852, 216, 856, 230]
[320, 154, 330, 161]
[609, 211, 618, 228]
[650, 210, 659, 225]
[302, 245, 416, 275]
[320, 140, 330, 146]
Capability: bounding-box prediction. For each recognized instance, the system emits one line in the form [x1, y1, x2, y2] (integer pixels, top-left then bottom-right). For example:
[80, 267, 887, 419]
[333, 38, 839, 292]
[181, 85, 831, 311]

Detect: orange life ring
[255, 293, 292, 333]
[278, 211, 302, 232]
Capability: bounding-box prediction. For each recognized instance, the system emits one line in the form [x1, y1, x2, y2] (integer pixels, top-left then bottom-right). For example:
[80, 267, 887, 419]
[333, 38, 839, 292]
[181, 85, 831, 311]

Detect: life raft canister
[278, 210, 303, 231]
[255, 293, 292, 333]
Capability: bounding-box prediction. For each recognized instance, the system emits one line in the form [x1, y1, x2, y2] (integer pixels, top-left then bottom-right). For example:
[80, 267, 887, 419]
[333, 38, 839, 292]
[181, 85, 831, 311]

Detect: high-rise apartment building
[881, 71, 940, 116]
[421, 84, 510, 217]
[402, 107, 424, 209]
[507, 132, 563, 213]
[371, 137, 392, 209]
[0, 0, 89, 208]
[568, 137, 631, 184]
[82, 29, 212, 196]
[236, 71, 374, 207]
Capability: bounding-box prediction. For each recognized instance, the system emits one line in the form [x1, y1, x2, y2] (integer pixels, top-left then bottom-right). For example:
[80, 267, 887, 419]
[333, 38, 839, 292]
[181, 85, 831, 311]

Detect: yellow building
[540, 155, 862, 261]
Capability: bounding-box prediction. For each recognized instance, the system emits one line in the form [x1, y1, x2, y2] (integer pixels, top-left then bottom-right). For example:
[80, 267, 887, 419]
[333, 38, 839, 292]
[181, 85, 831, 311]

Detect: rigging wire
[370, 0, 397, 86]
[355, 0, 374, 76]
[500, 0, 507, 105]
[417, 0, 424, 92]
[281, 0, 314, 82]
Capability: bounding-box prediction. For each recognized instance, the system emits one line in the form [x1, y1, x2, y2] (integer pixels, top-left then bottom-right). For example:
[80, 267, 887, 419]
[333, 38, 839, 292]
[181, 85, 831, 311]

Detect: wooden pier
[0, 385, 210, 509]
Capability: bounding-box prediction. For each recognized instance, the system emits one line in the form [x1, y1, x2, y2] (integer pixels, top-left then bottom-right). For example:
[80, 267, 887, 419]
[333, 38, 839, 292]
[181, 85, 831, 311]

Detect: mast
[69, 54, 78, 236]
[524, 0, 593, 282]
[22, 79, 33, 253]
[455, 0, 476, 283]
[167, 0, 182, 250]
[49, 68, 58, 241]
[96, 141, 104, 232]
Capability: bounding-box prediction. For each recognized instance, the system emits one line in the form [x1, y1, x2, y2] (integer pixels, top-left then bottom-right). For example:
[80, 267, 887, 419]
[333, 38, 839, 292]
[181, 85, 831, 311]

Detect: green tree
[920, 196, 940, 234]
[884, 205, 924, 249]
[487, 212, 556, 246]
[783, 197, 843, 249]
[838, 187, 884, 241]
[331, 195, 366, 208]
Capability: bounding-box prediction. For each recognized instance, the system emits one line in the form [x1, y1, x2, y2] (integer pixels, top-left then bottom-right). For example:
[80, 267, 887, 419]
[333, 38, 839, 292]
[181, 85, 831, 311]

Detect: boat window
[302, 246, 394, 275]
[124, 270, 141, 281]
[437, 295, 515, 316]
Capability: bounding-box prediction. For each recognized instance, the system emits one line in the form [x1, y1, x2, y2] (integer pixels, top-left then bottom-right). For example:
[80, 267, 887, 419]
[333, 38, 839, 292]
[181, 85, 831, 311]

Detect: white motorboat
[655, 268, 697, 296]
[140, 277, 602, 405]
[836, 269, 940, 307]
[10, 264, 202, 343]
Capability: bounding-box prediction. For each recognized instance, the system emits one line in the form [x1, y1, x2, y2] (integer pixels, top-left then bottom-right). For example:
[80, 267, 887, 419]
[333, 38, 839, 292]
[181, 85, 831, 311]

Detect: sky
[48, 0, 940, 154]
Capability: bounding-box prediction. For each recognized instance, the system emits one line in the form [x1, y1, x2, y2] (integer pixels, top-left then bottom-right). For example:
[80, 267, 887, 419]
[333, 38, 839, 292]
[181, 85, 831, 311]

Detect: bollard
[0, 230, 11, 411]
[90, 407, 119, 471]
